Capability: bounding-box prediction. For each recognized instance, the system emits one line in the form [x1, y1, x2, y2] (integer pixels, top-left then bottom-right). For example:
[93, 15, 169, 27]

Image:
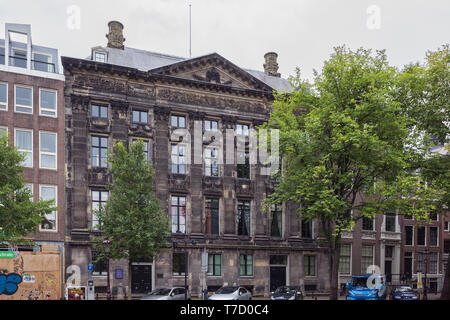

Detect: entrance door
[270, 266, 286, 292]
[384, 261, 392, 284]
[131, 264, 152, 294]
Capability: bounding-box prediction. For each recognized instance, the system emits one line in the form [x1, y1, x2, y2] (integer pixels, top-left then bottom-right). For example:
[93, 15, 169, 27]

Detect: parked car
[140, 287, 190, 300]
[208, 286, 252, 300]
[389, 286, 418, 300]
[270, 286, 303, 300]
[346, 274, 387, 300]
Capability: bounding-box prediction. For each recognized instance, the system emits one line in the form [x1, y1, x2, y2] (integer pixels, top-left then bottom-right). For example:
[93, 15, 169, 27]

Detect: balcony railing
[1, 54, 56, 73]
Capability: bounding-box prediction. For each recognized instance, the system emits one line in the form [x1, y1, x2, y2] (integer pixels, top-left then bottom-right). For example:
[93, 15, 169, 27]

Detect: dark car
[389, 286, 418, 300]
[270, 286, 303, 300]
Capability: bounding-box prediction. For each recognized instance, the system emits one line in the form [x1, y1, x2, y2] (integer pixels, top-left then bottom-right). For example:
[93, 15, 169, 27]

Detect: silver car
[140, 287, 190, 300]
[208, 286, 252, 300]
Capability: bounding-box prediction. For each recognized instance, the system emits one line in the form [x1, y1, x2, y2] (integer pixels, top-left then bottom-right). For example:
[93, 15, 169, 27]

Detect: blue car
[389, 286, 418, 300]
[346, 274, 387, 300]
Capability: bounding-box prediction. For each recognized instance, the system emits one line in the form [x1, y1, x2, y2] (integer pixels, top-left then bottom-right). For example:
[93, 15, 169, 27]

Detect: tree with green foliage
[397, 44, 449, 299]
[262, 46, 441, 300]
[0, 134, 56, 246]
[92, 139, 170, 299]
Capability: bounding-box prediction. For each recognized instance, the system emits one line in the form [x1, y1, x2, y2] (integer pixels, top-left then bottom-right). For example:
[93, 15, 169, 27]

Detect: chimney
[106, 21, 125, 49]
[263, 52, 281, 77]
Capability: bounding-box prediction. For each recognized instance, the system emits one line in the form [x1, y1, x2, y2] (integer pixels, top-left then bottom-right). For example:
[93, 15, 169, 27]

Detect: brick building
[62, 21, 329, 298]
[0, 23, 65, 299]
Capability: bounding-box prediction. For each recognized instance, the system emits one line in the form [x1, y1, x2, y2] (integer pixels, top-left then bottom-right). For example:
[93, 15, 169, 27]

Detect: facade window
[385, 212, 396, 232]
[39, 132, 57, 169]
[236, 123, 249, 136]
[40, 185, 57, 231]
[270, 204, 282, 237]
[237, 200, 250, 236]
[0, 127, 7, 138]
[171, 144, 186, 174]
[12, 49, 26, 68]
[417, 253, 426, 273]
[239, 254, 253, 276]
[91, 104, 108, 119]
[39, 89, 57, 117]
[172, 252, 187, 276]
[171, 196, 186, 234]
[304, 255, 316, 276]
[15, 85, 33, 114]
[132, 139, 149, 162]
[237, 151, 250, 179]
[15, 129, 33, 167]
[361, 245, 374, 274]
[132, 109, 148, 124]
[429, 211, 438, 221]
[33, 52, 53, 72]
[204, 119, 218, 132]
[0, 47, 4, 65]
[430, 227, 438, 247]
[445, 221, 449, 232]
[0, 82, 7, 110]
[92, 251, 107, 276]
[171, 115, 186, 128]
[417, 226, 426, 246]
[207, 254, 221, 276]
[405, 226, 413, 246]
[94, 52, 106, 63]
[91, 136, 108, 168]
[429, 252, 438, 274]
[204, 147, 219, 177]
[91, 190, 108, 230]
[404, 252, 413, 278]
[205, 198, 219, 235]
[302, 219, 312, 239]
[362, 216, 374, 231]
[339, 244, 352, 275]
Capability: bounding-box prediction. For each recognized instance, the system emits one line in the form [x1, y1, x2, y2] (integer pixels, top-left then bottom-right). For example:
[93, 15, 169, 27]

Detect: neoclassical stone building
[62, 21, 329, 298]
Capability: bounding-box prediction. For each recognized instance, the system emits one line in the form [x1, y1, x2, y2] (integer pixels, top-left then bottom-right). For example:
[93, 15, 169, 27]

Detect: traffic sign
[88, 263, 94, 271]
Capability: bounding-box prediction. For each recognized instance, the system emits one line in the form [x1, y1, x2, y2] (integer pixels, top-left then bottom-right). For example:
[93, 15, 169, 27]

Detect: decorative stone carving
[192, 67, 232, 85]
[128, 123, 153, 138]
[127, 83, 156, 99]
[88, 167, 110, 186]
[202, 176, 223, 195]
[235, 179, 254, 197]
[168, 174, 190, 193]
[73, 75, 127, 95]
[157, 88, 266, 113]
[88, 118, 111, 133]
[221, 115, 237, 129]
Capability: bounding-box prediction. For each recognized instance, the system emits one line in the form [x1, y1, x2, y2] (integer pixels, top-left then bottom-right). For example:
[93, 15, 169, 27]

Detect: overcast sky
[1, 0, 449, 81]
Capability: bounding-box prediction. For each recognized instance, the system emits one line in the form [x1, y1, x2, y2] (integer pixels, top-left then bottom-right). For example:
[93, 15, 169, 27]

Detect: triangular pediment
[149, 53, 274, 92]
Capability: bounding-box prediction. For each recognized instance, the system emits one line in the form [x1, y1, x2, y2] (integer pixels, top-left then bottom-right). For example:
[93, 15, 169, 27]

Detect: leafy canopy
[0, 134, 56, 245]
[93, 139, 170, 262]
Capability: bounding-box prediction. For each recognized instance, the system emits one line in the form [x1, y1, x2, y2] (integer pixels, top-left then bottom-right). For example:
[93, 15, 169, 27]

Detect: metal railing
[4, 55, 56, 73]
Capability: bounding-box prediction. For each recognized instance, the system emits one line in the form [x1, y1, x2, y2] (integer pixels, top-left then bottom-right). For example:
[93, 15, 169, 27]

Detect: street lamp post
[103, 238, 112, 300]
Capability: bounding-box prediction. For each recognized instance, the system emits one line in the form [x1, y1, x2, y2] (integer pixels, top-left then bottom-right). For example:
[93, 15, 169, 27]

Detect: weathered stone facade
[62, 45, 329, 298]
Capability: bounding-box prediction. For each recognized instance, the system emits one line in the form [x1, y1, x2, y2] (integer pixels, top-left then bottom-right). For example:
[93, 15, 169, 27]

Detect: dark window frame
[205, 198, 220, 235]
[237, 200, 251, 236]
[132, 109, 148, 124]
[91, 104, 109, 119]
[239, 254, 253, 277]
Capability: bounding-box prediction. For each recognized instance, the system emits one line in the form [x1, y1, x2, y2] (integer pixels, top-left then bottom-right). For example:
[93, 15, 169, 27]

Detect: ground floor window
[208, 254, 221, 276]
[172, 252, 187, 276]
[239, 254, 253, 276]
[304, 255, 316, 276]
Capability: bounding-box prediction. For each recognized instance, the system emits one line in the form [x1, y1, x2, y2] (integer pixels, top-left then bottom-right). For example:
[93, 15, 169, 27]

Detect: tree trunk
[329, 247, 341, 300]
[440, 253, 450, 300]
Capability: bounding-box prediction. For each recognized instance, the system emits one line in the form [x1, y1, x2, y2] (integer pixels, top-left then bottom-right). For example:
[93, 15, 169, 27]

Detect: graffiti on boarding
[0, 273, 23, 295]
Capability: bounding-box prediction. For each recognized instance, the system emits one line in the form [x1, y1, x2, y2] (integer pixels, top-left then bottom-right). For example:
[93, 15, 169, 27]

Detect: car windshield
[216, 287, 239, 294]
[351, 277, 369, 287]
[149, 288, 171, 296]
[274, 286, 296, 294]
[395, 286, 413, 293]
